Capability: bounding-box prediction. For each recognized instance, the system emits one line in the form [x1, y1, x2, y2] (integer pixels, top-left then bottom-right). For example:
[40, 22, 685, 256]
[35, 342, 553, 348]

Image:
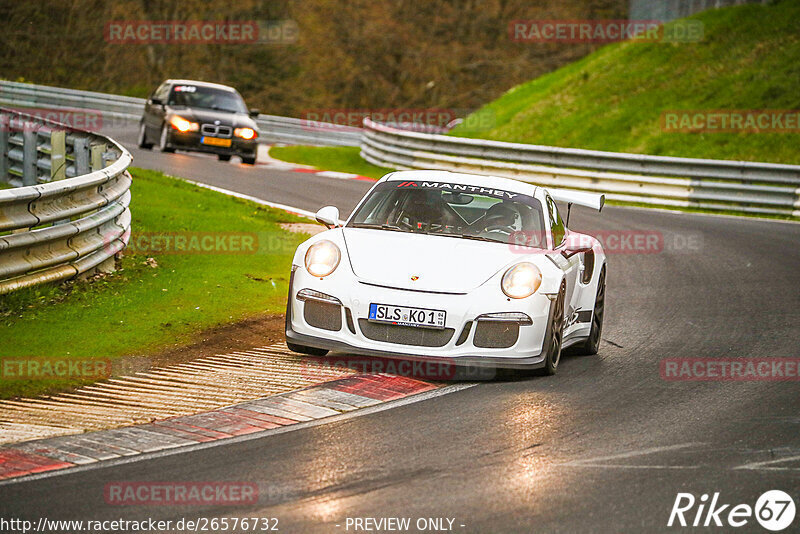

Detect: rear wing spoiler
[549, 188, 605, 212]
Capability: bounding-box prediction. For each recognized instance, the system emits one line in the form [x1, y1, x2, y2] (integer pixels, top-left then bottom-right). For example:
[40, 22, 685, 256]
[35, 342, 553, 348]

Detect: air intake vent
[358, 320, 454, 347]
[582, 250, 594, 285]
[304, 300, 342, 331]
[473, 321, 519, 349]
[455, 322, 472, 346]
[345, 307, 357, 334]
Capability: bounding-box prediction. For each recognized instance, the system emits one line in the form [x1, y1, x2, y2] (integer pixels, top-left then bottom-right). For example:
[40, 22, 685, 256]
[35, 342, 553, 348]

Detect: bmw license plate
[202, 136, 231, 147]
[369, 303, 446, 329]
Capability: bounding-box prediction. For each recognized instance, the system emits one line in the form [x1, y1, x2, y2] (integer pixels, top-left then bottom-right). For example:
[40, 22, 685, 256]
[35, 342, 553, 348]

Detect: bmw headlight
[304, 240, 341, 278]
[234, 127, 257, 140]
[501, 262, 542, 299]
[169, 115, 199, 132]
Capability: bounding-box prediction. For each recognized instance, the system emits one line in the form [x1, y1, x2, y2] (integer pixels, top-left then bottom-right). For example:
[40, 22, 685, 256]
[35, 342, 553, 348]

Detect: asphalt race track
[2, 126, 799, 533]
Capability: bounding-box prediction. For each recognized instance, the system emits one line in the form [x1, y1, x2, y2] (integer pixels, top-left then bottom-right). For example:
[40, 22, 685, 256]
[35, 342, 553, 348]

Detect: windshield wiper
[349, 223, 407, 232]
[449, 234, 500, 243]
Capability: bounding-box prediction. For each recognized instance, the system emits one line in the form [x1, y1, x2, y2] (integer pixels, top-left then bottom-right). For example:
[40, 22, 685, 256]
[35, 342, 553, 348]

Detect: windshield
[168, 84, 248, 113]
[347, 180, 547, 248]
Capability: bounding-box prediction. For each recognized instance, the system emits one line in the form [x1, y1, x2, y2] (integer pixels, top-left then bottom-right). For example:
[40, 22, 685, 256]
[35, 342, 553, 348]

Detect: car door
[145, 82, 170, 137]
[546, 195, 581, 320]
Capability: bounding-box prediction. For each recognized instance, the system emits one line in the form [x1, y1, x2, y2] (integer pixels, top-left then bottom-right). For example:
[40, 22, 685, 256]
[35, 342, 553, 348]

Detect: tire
[137, 122, 153, 149]
[159, 124, 175, 153]
[286, 341, 329, 357]
[241, 155, 256, 165]
[535, 282, 566, 376]
[218, 154, 232, 162]
[574, 267, 606, 356]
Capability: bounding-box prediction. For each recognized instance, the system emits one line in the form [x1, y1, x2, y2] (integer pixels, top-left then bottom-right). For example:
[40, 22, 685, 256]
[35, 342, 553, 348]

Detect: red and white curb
[0, 374, 465, 482]
[176, 145, 375, 182]
[284, 166, 374, 182]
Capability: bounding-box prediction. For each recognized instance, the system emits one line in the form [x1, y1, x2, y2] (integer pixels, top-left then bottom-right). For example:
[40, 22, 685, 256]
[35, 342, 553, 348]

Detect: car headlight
[169, 115, 199, 132]
[501, 262, 542, 299]
[305, 240, 341, 278]
[234, 127, 257, 140]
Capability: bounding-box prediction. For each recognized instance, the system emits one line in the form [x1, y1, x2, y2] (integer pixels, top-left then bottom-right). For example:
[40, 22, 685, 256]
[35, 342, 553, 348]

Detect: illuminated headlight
[304, 240, 341, 278]
[501, 262, 542, 299]
[234, 127, 257, 140]
[169, 115, 199, 132]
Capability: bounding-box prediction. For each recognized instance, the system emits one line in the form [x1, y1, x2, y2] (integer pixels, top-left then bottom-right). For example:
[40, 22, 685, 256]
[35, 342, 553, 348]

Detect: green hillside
[451, 0, 800, 164]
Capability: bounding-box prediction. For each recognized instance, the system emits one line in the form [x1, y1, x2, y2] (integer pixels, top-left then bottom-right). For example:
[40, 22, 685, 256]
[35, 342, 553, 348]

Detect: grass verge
[269, 146, 391, 180]
[0, 167, 310, 399]
[451, 1, 800, 164]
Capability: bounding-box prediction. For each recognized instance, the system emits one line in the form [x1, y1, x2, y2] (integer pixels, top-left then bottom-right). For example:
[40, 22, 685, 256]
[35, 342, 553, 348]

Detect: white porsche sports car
[285, 170, 606, 375]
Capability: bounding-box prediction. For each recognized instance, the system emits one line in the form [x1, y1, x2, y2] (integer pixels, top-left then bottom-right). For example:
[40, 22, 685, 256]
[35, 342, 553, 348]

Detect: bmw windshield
[347, 180, 547, 249]
[168, 85, 248, 113]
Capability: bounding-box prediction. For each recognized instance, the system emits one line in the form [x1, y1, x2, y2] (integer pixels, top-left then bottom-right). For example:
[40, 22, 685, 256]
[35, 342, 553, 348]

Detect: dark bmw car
[138, 79, 260, 164]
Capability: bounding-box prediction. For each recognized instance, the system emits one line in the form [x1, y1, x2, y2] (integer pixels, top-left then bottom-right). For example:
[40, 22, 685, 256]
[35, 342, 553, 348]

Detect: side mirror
[248, 109, 260, 118]
[150, 98, 163, 106]
[315, 206, 340, 229]
[563, 245, 593, 258]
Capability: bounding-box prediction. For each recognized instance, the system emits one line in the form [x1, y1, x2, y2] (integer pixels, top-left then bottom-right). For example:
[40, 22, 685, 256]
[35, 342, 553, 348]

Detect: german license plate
[202, 136, 231, 147]
[368, 303, 446, 329]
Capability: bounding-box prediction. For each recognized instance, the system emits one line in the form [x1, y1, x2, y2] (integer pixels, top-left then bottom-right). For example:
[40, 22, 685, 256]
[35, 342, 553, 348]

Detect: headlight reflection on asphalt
[500, 398, 569, 493]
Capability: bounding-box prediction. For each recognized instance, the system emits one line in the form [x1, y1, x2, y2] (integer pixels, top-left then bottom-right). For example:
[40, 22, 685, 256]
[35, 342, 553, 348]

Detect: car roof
[164, 79, 238, 92]
[382, 170, 540, 198]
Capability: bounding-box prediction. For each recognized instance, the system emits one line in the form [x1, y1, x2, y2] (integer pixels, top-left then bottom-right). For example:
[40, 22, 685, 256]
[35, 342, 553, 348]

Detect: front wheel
[159, 124, 175, 153]
[218, 154, 232, 162]
[535, 282, 566, 376]
[286, 341, 329, 357]
[574, 267, 606, 356]
[241, 155, 256, 165]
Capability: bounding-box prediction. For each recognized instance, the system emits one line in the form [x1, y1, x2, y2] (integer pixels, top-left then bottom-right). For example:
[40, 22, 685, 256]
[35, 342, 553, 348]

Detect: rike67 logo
[669, 490, 796, 531]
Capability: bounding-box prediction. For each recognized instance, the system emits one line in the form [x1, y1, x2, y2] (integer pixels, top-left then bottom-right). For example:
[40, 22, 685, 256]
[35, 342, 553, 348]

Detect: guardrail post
[73, 137, 90, 175]
[0, 115, 8, 183]
[90, 142, 106, 171]
[50, 129, 66, 181]
[22, 122, 39, 186]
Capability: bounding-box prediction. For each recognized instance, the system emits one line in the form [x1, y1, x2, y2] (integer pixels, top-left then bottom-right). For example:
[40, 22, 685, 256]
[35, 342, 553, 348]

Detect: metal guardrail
[5, 81, 798, 217]
[256, 113, 360, 146]
[0, 108, 132, 294]
[0, 80, 360, 147]
[361, 119, 800, 217]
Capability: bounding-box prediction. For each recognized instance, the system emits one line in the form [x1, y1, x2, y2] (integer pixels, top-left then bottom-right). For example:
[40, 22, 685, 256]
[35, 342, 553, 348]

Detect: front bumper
[286, 266, 554, 370]
[168, 130, 257, 157]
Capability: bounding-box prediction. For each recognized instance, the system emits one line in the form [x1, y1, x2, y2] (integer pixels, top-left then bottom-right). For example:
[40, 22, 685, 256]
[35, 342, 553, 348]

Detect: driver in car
[479, 202, 519, 236]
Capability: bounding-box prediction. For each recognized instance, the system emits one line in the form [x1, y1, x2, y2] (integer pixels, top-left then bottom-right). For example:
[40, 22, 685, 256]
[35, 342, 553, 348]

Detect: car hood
[342, 228, 527, 293]
[167, 107, 256, 128]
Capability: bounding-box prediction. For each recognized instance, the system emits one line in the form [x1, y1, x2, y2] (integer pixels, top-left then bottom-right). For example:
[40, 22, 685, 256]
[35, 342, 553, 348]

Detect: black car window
[153, 83, 170, 102]
[348, 181, 547, 249]
[167, 85, 248, 114]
